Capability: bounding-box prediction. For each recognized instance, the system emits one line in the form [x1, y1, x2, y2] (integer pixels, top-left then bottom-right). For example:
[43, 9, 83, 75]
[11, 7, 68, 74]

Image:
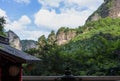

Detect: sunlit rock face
[7, 30, 22, 50]
[21, 40, 37, 51]
[87, 0, 120, 22]
[38, 28, 77, 46]
[56, 28, 77, 45]
[109, 0, 120, 18]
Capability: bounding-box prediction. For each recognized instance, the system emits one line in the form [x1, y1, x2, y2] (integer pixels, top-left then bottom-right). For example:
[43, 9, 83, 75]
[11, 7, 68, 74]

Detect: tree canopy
[24, 18, 120, 76]
[0, 17, 6, 36]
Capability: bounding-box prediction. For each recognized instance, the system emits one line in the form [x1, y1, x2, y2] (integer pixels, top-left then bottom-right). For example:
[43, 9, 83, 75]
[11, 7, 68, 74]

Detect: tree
[0, 17, 6, 36]
[47, 30, 56, 45]
[38, 35, 47, 49]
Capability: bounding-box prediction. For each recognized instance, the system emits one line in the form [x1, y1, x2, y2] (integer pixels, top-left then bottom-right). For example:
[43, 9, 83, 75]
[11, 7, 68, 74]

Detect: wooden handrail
[22, 76, 120, 81]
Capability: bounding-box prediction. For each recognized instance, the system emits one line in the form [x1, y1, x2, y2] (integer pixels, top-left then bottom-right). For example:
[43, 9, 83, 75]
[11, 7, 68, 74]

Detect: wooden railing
[22, 76, 120, 81]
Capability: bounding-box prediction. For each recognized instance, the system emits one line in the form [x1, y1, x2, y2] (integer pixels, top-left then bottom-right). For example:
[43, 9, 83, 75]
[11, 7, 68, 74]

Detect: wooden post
[0, 57, 1, 81]
[20, 66, 22, 81]
[0, 67, 1, 81]
[0, 56, 1, 81]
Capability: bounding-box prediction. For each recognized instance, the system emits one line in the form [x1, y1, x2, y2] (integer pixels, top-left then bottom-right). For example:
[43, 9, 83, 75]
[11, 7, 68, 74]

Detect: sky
[0, 0, 104, 40]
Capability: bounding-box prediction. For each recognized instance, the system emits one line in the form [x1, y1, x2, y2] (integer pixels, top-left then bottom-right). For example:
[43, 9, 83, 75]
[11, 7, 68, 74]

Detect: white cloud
[35, 0, 104, 31]
[1, 8, 51, 40]
[38, 0, 103, 9]
[38, 0, 62, 8]
[0, 9, 48, 40]
[5, 15, 49, 40]
[0, 8, 11, 25]
[66, 0, 103, 6]
[18, 15, 31, 25]
[34, 8, 93, 30]
[17, 30, 49, 40]
[14, 0, 30, 4]
[1, 0, 104, 40]
[6, 15, 31, 31]
[66, 0, 104, 11]
[0, 9, 7, 17]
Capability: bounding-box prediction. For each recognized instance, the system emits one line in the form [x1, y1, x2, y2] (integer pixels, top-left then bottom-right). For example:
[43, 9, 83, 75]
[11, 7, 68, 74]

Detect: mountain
[7, 30, 22, 50]
[48, 28, 77, 45]
[6, 30, 37, 51]
[30, 18, 120, 76]
[38, 0, 120, 46]
[38, 27, 77, 47]
[87, 0, 120, 22]
[56, 27, 77, 45]
[21, 40, 37, 51]
[6, 28, 76, 51]
[7, 0, 120, 51]
[24, 0, 120, 76]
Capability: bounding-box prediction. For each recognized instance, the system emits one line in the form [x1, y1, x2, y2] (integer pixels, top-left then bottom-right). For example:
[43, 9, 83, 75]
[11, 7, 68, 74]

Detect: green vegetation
[0, 46, 4, 49]
[87, 0, 114, 22]
[75, 17, 120, 41]
[0, 17, 6, 36]
[24, 17, 120, 76]
[57, 27, 76, 35]
[21, 40, 37, 51]
[106, 0, 113, 8]
[47, 30, 56, 45]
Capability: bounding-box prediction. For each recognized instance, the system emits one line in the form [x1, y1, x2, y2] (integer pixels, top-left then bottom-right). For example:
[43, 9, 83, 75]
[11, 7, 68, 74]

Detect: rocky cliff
[7, 0, 120, 49]
[6, 30, 37, 51]
[56, 27, 77, 45]
[45, 27, 77, 45]
[7, 27, 77, 51]
[21, 40, 37, 51]
[7, 30, 22, 50]
[87, 0, 120, 22]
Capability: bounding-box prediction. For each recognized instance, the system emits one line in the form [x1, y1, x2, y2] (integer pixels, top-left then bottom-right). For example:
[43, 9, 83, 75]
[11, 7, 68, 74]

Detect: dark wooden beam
[0, 36, 9, 45]
[0, 51, 26, 63]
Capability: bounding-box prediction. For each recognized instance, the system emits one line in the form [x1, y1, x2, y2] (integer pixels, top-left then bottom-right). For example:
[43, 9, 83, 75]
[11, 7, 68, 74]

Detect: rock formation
[7, 30, 22, 50]
[56, 27, 77, 45]
[21, 40, 37, 51]
[87, 0, 120, 22]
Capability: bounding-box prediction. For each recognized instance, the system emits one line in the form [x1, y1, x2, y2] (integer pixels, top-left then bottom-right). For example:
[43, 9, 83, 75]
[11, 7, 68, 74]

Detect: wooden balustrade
[22, 76, 120, 81]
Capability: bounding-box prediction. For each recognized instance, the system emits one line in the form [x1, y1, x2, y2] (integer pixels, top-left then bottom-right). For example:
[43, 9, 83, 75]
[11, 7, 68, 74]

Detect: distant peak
[86, 0, 120, 22]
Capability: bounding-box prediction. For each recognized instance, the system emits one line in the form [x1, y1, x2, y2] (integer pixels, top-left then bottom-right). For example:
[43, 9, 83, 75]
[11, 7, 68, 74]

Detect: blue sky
[0, 0, 103, 40]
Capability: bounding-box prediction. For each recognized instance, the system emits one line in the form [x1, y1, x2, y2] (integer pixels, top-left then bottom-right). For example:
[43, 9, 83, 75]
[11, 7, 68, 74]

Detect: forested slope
[25, 18, 120, 76]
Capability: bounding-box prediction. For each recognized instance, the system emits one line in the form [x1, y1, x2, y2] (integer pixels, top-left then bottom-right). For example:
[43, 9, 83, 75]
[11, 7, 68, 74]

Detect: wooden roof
[0, 36, 40, 63]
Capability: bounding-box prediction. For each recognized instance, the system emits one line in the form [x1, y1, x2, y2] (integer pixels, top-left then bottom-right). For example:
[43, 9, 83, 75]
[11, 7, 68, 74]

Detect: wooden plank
[0, 67, 1, 81]
[22, 76, 120, 81]
[0, 51, 26, 63]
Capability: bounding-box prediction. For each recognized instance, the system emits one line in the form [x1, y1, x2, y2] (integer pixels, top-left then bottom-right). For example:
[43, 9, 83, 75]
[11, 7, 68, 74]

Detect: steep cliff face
[7, 30, 22, 50]
[21, 40, 37, 51]
[56, 28, 77, 45]
[87, 0, 120, 22]
[6, 28, 76, 50]
[109, 0, 120, 18]
[38, 28, 77, 46]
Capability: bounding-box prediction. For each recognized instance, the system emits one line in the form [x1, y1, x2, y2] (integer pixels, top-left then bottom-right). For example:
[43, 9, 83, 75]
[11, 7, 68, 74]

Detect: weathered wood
[22, 76, 120, 81]
[0, 42, 40, 63]
[0, 36, 40, 81]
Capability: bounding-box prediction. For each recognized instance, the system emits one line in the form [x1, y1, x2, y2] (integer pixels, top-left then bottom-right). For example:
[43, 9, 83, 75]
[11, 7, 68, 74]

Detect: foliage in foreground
[24, 18, 120, 76]
[0, 17, 6, 36]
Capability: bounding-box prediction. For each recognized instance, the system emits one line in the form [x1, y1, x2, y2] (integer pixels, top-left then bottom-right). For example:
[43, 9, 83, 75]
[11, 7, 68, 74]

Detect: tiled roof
[0, 43, 40, 63]
[0, 36, 9, 45]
